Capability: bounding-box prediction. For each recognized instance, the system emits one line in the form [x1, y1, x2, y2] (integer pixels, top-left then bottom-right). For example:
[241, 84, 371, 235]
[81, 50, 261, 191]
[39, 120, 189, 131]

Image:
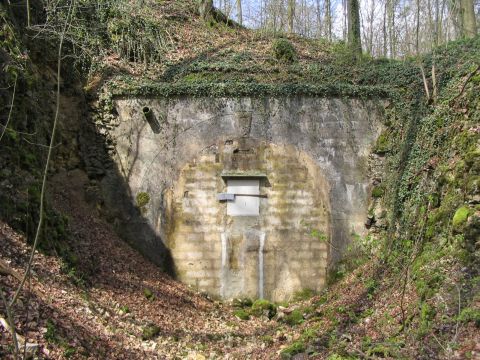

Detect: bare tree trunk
[448, 0, 462, 39]
[434, 0, 440, 47]
[288, 0, 295, 33]
[368, 0, 375, 54]
[236, 0, 243, 26]
[438, 0, 447, 44]
[388, 0, 396, 58]
[383, 0, 388, 56]
[315, 0, 322, 38]
[198, 0, 213, 20]
[415, 0, 420, 54]
[461, 0, 477, 38]
[326, 0, 332, 40]
[347, 0, 362, 57]
[26, 0, 30, 27]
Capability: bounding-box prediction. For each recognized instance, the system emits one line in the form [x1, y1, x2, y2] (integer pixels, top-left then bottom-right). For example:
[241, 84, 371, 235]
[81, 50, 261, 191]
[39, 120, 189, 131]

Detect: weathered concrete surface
[105, 96, 384, 301]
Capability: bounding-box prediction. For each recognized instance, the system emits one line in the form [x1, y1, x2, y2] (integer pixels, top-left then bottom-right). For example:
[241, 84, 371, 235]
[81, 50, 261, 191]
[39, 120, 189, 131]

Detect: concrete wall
[105, 96, 385, 301]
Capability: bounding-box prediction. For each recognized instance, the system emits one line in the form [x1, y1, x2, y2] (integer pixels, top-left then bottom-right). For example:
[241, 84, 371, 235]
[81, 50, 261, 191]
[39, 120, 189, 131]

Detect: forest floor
[1, 169, 479, 359]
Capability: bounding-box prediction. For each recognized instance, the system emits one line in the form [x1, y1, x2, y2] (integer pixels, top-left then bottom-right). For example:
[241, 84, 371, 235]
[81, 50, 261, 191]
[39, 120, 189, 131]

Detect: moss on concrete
[136, 192, 150, 207]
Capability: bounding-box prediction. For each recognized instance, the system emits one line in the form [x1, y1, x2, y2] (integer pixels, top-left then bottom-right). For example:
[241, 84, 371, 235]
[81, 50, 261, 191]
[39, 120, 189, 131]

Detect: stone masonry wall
[103, 96, 385, 301]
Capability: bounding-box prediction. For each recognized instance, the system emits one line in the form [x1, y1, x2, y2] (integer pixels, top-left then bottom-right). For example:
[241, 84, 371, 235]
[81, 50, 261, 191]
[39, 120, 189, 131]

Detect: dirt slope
[0, 169, 278, 359]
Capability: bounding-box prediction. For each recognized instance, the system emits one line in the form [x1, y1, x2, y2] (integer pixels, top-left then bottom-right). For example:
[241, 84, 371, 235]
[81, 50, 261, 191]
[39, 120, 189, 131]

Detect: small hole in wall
[225, 139, 233, 145]
[142, 106, 161, 134]
[184, 191, 189, 198]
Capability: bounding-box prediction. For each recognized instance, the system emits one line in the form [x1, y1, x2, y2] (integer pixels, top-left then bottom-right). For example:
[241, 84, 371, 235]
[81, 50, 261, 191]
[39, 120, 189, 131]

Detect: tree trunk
[326, 0, 332, 41]
[388, 0, 396, 58]
[415, 0, 420, 54]
[236, 0, 243, 26]
[383, 0, 388, 56]
[315, 0, 322, 38]
[288, 0, 295, 33]
[347, 0, 362, 57]
[461, 0, 477, 38]
[448, 0, 462, 39]
[367, 0, 375, 55]
[198, 0, 213, 20]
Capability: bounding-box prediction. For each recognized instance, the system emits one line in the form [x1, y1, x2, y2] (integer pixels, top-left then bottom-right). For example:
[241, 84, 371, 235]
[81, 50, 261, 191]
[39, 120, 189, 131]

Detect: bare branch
[0, 74, 18, 143]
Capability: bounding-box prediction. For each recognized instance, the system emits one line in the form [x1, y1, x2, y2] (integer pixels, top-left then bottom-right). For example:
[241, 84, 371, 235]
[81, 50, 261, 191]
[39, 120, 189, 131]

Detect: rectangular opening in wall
[226, 179, 260, 216]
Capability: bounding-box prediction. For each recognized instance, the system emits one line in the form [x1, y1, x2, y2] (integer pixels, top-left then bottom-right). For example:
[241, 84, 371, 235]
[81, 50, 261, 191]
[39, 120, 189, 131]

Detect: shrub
[272, 38, 297, 63]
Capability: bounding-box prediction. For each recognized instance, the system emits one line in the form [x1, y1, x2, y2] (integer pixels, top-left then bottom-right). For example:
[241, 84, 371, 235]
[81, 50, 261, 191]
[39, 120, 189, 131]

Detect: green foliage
[371, 186, 385, 198]
[364, 278, 378, 298]
[143, 288, 155, 301]
[280, 340, 305, 359]
[45, 319, 76, 355]
[326, 355, 355, 360]
[63, 347, 76, 358]
[458, 307, 480, 327]
[272, 38, 297, 63]
[260, 335, 274, 344]
[309, 229, 328, 242]
[45, 320, 59, 344]
[417, 302, 436, 337]
[283, 309, 304, 326]
[233, 309, 250, 320]
[110, 78, 391, 99]
[373, 131, 390, 154]
[251, 299, 277, 319]
[141, 324, 161, 340]
[293, 288, 316, 301]
[232, 297, 253, 308]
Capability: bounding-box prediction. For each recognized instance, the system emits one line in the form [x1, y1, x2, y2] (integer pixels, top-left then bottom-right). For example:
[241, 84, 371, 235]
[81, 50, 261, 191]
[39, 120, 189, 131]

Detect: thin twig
[0, 123, 37, 136]
[0, 74, 18, 143]
[453, 283, 461, 344]
[452, 64, 480, 102]
[0, 285, 19, 359]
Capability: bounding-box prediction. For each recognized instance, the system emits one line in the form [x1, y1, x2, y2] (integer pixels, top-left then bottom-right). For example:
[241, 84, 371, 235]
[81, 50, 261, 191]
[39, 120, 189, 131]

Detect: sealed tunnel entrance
[165, 139, 331, 302]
